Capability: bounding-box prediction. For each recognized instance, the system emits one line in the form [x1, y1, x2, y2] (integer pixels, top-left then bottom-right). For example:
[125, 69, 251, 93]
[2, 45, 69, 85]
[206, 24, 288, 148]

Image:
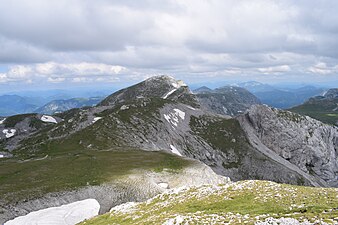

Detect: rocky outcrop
[239, 105, 338, 187]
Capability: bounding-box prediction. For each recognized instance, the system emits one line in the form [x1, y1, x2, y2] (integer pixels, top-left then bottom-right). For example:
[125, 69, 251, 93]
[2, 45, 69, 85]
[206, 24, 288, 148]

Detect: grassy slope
[290, 99, 338, 126]
[81, 180, 338, 225]
[0, 149, 191, 205]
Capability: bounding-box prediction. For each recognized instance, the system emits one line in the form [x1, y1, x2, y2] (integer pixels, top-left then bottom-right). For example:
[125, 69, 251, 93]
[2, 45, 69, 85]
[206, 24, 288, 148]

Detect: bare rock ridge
[239, 105, 338, 187]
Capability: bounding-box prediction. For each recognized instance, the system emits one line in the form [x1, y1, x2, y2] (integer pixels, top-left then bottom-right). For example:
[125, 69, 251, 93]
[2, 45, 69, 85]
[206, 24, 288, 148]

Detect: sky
[0, 0, 338, 92]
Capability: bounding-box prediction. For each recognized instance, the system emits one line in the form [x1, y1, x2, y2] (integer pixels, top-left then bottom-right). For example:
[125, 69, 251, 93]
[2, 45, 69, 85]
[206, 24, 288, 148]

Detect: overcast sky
[0, 0, 337, 90]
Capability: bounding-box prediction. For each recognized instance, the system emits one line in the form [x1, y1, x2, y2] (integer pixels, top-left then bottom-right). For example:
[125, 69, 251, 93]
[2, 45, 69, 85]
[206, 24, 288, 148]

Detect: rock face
[239, 105, 338, 187]
[196, 86, 261, 116]
[324, 88, 338, 99]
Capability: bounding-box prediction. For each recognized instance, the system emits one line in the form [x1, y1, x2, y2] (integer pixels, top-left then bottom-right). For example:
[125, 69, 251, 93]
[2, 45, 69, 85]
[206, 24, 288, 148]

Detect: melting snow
[173, 109, 185, 120]
[0, 118, 5, 124]
[2, 129, 16, 138]
[164, 109, 186, 127]
[162, 89, 177, 99]
[92, 117, 102, 123]
[170, 145, 182, 156]
[186, 106, 196, 111]
[41, 115, 57, 124]
[4, 199, 100, 225]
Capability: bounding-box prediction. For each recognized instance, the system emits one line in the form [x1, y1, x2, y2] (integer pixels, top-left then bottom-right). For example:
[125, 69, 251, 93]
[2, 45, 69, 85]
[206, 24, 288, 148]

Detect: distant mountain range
[34, 97, 104, 115]
[194, 85, 261, 116]
[0, 94, 106, 116]
[232, 81, 326, 109]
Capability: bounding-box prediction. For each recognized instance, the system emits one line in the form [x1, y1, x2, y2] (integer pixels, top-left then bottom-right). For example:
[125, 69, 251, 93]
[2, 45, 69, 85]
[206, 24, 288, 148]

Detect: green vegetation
[0, 149, 191, 205]
[276, 110, 305, 123]
[290, 99, 338, 126]
[81, 180, 338, 225]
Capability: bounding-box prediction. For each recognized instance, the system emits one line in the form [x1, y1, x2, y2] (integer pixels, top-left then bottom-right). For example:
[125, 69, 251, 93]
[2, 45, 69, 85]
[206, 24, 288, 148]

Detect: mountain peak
[145, 75, 187, 89]
[98, 75, 190, 106]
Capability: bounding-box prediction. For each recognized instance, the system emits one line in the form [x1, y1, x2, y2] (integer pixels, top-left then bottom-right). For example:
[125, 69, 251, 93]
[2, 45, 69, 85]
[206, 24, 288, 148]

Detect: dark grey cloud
[0, 0, 337, 85]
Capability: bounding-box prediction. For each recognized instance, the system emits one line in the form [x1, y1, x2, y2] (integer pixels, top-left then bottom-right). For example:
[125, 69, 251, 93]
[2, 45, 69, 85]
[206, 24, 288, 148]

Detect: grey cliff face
[239, 105, 338, 187]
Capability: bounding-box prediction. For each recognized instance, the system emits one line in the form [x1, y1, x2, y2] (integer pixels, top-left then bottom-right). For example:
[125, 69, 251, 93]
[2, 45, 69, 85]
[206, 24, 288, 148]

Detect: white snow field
[4, 199, 100, 225]
[2, 129, 16, 138]
[92, 117, 102, 123]
[0, 118, 5, 124]
[40, 115, 58, 123]
[170, 145, 182, 156]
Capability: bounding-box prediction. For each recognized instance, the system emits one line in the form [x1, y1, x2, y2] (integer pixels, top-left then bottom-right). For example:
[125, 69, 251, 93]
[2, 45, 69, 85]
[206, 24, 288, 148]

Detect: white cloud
[258, 65, 291, 74]
[0, 62, 127, 83]
[308, 62, 338, 75]
[0, 0, 337, 85]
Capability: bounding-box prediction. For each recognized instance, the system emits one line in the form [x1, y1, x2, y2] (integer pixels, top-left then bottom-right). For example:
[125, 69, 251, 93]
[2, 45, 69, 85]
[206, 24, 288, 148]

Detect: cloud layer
[0, 0, 337, 85]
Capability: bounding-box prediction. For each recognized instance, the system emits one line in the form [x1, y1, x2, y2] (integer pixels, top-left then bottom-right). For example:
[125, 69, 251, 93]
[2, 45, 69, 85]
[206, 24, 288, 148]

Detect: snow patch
[164, 109, 185, 127]
[170, 145, 182, 156]
[41, 115, 57, 123]
[0, 154, 4, 158]
[186, 106, 196, 111]
[0, 118, 5, 124]
[4, 199, 100, 225]
[173, 109, 185, 120]
[2, 129, 16, 138]
[92, 117, 102, 123]
[162, 89, 177, 99]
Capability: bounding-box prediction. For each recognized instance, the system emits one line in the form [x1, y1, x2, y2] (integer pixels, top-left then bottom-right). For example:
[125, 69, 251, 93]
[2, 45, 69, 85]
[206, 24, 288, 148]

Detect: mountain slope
[195, 86, 261, 116]
[290, 88, 338, 126]
[82, 180, 338, 225]
[0, 75, 337, 223]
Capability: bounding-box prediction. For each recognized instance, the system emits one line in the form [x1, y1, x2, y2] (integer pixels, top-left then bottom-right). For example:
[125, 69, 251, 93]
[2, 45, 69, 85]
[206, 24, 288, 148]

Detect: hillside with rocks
[81, 180, 338, 225]
[0, 75, 337, 224]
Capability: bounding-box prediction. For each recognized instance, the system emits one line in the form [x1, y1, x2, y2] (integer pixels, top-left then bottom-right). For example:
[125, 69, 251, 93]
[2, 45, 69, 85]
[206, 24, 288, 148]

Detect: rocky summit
[0, 75, 337, 224]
